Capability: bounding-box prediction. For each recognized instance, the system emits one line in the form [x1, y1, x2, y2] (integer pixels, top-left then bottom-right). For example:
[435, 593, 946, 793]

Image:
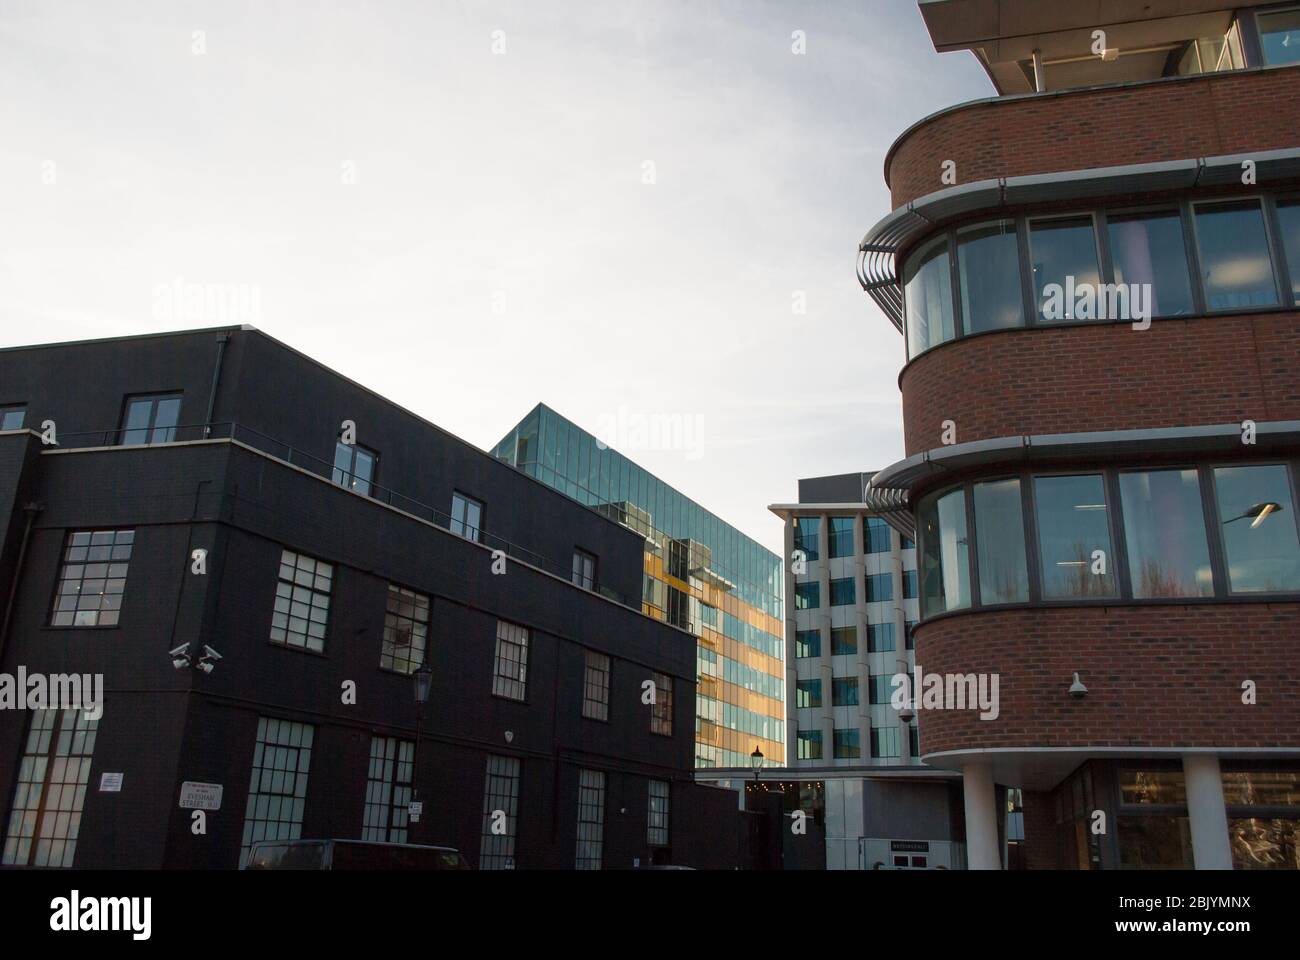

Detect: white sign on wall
[178, 781, 223, 810]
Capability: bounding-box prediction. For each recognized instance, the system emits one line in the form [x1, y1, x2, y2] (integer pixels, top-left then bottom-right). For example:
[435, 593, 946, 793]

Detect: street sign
[179, 781, 224, 810]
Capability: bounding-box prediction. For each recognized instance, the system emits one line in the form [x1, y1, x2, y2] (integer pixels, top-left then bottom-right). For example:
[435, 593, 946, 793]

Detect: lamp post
[411, 660, 433, 840]
[750, 745, 764, 782]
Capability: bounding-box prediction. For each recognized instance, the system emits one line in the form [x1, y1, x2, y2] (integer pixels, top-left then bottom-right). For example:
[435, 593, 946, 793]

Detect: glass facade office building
[493, 404, 785, 767]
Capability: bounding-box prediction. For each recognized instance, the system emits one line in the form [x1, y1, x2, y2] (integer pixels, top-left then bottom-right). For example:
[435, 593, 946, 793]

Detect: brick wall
[913, 604, 1300, 755]
[1020, 789, 1057, 871]
[887, 65, 1300, 208]
[900, 312, 1300, 454]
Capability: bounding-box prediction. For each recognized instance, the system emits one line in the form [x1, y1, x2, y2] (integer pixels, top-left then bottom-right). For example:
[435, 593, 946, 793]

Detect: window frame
[0, 404, 26, 431]
[1189, 194, 1288, 313]
[117, 392, 183, 446]
[1026, 210, 1106, 325]
[491, 620, 530, 702]
[332, 439, 379, 496]
[48, 528, 134, 629]
[450, 491, 485, 542]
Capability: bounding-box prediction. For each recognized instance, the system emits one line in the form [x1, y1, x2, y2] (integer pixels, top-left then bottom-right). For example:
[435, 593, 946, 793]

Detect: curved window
[1033, 474, 1117, 599]
[1259, 7, 1300, 65]
[1119, 469, 1214, 598]
[958, 220, 1024, 333]
[1213, 464, 1300, 593]
[1030, 216, 1102, 323]
[1108, 210, 1195, 317]
[1277, 199, 1300, 306]
[917, 487, 970, 617]
[904, 235, 954, 360]
[1194, 200, 1279, 310]
[972, 478, 1029, 604]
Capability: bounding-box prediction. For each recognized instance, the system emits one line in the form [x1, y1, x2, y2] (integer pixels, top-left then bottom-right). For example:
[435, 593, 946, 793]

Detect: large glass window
[1108, 210, 1195, 317]
[1195, 200, 1279, 310]
[958, 220, 1023, 333]
[904, 235, 954, 359]
[1259, 7, 1300, 65]
[647, 781, 670, 847]
[871, 727, 901, 759]
[829, 577, 855, 606]
[830, 626, 857, 656]
[795, 629, 820, 658]
[796, 730, 822, 761]
[918, 487, 971, 617]
[50, 529, 133, 627]
[240, 718, 314, 867]
[1277, 199, 1300, 305]
[650, 672, 673, 735]
[972, 479, 1029, 604]
[794, 517, 820, 561]
[450, 492, 483, 542]
[794, 582, 820, 610]
[833, 728, 861, 760]
[1214, 464, 1300, 593]
[332, 441, 377, 495]
[362, 736, 413, 843]
[1119, 470, 1214, 598]
[582, 650, 611, 721]
[828, 517, 855, 558]
[479, 755, 520, 870]
[1034, 475, 1117, 599]
[119, 393, 182, 445]
[271, 549, 332, 652]
[867, 622, 895, 653]
[492, 620, 529, 701]
[380, 584, 429, 674]
[2, 709, 99, 867]
[0, 405, 25, 430]
[1029, 216, 1101, 322]
[795, 679, 822, 709]
[864, 517, 891, 554]
[865, 572, 893, 603]
[831, 677, 859, 707]
[575, 770, 605, 870]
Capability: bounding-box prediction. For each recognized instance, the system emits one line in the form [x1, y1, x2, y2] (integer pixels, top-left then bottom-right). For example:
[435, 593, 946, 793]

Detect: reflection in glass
[1222, 770, 1300, 807]
[1259, 8, 1300, 66]
[1120, 770, 1187, 805]
[1119, 470, 1213, 598]
[904, 235, 954, 359]
[918, 487, 970, 617]
[972, 479, 1028, 603]
[1230, 819, 1300, 870]
[1277, 200, 1300, 305]
[828, 517, 854, 558]
[794, 518, 820, 561]
[1108, 210, 1194, 317]
[1195, 201, 1279, 310]
[1117, 816, 1193, 869]
[958, 220, 1023, 333]
[1030, 216, 1101, 322]
[1033, 474, 1117, 598]
[1214, 465, 1300, 593]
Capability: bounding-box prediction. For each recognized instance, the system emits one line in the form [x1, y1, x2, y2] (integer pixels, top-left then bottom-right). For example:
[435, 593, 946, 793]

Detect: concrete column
[1184, 754, 1233, 870]
[963, 762, 1001, 870]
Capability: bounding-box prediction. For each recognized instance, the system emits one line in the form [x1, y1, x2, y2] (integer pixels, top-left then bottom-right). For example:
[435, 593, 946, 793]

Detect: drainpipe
[0, 501, 44, 667]
[203, 333, 231, 438]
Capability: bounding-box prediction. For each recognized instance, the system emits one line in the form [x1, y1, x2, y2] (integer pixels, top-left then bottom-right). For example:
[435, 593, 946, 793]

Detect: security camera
[1069, 671, 1088, 698]
[197, 645, 223, 674]
[169, 643, 191, 670]
[899, 704, 916, 724]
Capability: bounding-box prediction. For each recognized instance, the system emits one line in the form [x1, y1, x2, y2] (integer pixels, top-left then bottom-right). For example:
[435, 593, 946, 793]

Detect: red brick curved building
[863, 1, 1300, 869]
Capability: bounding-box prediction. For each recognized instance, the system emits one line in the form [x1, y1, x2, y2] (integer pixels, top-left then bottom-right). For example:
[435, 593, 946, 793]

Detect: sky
[0, 0, 988, 555]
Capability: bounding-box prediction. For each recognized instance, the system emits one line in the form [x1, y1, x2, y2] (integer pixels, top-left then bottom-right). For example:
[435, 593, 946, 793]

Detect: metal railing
[49, 420, 636, 607]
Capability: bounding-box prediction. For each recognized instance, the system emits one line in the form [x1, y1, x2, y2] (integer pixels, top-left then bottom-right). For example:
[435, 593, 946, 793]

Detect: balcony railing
[47, 420, 637, 608]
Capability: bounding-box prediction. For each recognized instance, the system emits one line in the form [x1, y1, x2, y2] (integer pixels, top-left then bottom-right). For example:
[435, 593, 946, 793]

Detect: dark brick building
[859, 1, 1300, 869]
[0, 326, 746, 869]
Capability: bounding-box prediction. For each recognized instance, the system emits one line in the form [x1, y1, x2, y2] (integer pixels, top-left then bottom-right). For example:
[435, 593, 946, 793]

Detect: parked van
[244, 839, 472, 870]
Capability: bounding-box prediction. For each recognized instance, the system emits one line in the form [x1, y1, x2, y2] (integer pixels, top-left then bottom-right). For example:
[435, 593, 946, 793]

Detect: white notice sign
[179, 781, 224, 810]
[99, 772, 123, 792]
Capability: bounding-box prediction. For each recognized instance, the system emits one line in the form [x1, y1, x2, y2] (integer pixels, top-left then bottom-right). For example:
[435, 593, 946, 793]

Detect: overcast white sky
[0, 0, 987, 554]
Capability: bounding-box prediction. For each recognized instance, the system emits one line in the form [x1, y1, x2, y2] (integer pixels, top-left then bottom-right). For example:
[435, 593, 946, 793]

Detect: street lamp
[750, 745, 764, 782]
[411, 660, 433, 838]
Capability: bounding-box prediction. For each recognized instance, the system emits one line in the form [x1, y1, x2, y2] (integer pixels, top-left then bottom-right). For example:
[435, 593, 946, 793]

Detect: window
[958, 220, 1024, 332]
[904, 234, 954, 359]
[1259, 7, 1300, 65]
[2, 709, 98, 867]
[240, 718, 314, 867]
[1107, 210, 1195, 317]
[829, 577, 856, 606]
[362, 736, 413, 843]
[904, 618, 917, 650]
[650, 672, 673, 735]
[831, 677, 859, 707]
[795, 629, 821, 658]
[0, 404, 25, 430]
[865, 572, 893, 603]
[575, 770, 605, 870]
[270, 549, 332, 652]
[828, 517, 854, 558]
[1194, 200, 1279, 310]
[1277, 199, 1300, 305]
[794, 517, 820, 561]
[1214, 464, 1300, 593]
[797, 730, 823, 761]
[1034, 475, 1117, 599]
[1119, 470, 1214, 598]
[918, 487, 971, 617]
[909, 724, 919, 758]
[794, 582, 820, 610]
[331, 441, 377, 495]
[864, 517, 892, 554]
[479, 755, 520, 870]
[571, 549, 596, 591]
[1030, 216, 1101, 322]
[119, 393, 181, 445]
[867, 622, 896, 653]
[647, 780, 670, 847]
[795, 679, 822, 709]
[871, 726, 901, 759]
[450, 492, 483, 542]
[869, 675, 893, 705]
[582, 650, 610, 721]
[833, 728, 861, 759]
[973, 479, 1029, 604]
[380, 584, 428, 674]
[492, 621, 529, 700]
[830, 626, 857, 656]
[50, 530, 133, 627]
[902, 569, 917, 599]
